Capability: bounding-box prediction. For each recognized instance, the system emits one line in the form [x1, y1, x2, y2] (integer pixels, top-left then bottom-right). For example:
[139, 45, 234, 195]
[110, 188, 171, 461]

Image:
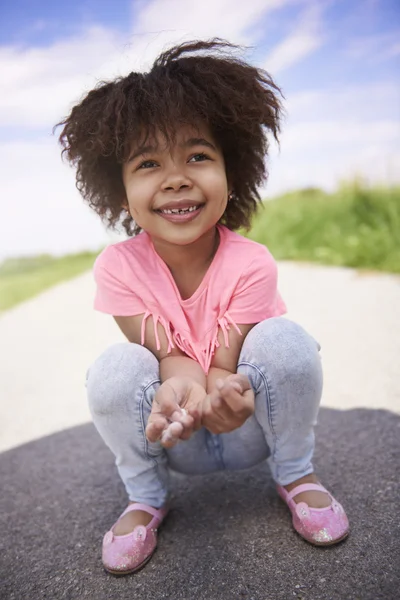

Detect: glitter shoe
[102, 503, 168, 575]
[277, 482, 349, 546]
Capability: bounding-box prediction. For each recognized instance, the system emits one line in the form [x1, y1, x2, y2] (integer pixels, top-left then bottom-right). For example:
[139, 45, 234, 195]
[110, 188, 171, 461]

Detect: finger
[170, 408, 193, 428]
[146, 415, 169, 442]
[210, 390, 222, 410]
[231, 382, 243, 393]
[209, 386, 235, 420]
[168, 408, 197, 444]
[223, 382, 242, 393]
[202, 392, 230, 430]
[161, 421, 184, 448]
[217, 380, 253, 414]
[226, 374, 252, 393]
[186, 408, 202, 431]
[161, 421, 183, 442]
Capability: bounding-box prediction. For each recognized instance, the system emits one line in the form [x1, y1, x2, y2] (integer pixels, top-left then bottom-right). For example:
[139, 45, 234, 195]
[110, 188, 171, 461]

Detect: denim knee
[239, 317, 323, 403]
[86, 342, 159, 417]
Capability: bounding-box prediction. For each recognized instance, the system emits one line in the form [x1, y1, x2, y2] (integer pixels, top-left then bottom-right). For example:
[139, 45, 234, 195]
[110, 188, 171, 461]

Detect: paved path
[1, 263, 399, 599]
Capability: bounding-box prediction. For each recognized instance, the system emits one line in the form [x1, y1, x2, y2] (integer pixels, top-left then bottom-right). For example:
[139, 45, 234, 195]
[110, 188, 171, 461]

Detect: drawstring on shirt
[140, 311, 174, 353]
[216, 311, 242, 347]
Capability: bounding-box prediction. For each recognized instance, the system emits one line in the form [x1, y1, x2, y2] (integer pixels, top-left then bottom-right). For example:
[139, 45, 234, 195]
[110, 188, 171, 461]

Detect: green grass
[248, 182, 400, 273]
[0, 251, 99, 312]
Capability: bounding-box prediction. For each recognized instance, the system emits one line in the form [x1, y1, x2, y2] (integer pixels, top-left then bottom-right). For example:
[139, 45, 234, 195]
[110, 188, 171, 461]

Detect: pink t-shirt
[94, 224, 286, 373]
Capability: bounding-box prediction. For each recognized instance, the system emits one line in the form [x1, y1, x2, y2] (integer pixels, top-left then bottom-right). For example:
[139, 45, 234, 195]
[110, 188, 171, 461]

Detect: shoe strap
[287, 483, 330, 501]
[120, 502, 167, 527]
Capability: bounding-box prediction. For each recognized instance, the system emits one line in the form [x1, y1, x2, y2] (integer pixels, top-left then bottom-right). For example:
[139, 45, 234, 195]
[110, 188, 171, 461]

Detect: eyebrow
[127, 137, 217, 163]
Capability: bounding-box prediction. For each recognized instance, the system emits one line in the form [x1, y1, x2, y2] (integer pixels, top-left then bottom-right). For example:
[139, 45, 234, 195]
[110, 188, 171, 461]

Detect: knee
[86, 343, 159, 416]
[241, 318, 322, 389]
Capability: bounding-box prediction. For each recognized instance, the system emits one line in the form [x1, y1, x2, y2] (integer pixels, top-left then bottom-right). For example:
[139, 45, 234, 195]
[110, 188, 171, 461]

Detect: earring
[228, 192, 234, 202]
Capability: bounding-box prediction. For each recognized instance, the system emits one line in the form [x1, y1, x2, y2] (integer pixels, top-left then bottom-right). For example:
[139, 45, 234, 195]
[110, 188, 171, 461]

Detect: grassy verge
[248, 182, 400, 273]
[0, 252, 99, 312]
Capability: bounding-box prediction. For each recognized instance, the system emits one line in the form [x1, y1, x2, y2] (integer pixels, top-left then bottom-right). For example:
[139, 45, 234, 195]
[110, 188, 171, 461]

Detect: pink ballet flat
[277, 482, 349, 546]
[102, 503, 168, 575]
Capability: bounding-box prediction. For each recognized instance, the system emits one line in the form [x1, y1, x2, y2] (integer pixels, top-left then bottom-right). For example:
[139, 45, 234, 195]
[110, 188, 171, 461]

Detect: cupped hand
[201, 374, 254, 434]
[146, 377, 206, 448]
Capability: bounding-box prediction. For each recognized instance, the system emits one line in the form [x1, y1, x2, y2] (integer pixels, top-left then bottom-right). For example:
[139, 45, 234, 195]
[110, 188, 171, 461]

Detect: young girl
[56, 39, 349, 576]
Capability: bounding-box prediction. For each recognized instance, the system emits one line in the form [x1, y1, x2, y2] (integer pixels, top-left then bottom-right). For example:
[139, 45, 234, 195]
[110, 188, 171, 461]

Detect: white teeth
[160, 205, 199, 215]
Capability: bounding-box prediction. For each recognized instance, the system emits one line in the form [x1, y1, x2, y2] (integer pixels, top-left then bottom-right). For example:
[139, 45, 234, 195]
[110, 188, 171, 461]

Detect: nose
[161, 164, 192, 192]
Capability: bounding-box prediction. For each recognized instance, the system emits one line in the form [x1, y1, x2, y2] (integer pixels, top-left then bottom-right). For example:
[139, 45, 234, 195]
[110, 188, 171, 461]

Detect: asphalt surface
[1, 408, 399, 600]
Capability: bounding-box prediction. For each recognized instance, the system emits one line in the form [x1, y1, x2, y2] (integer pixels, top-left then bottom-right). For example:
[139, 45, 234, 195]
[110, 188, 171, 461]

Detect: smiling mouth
[155, 203, 205, 223]
[156, 204, 204, 215]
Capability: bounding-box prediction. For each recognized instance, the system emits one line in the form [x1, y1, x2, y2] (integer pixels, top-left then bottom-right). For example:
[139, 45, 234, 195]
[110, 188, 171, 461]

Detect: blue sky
[0, 0, 399, 259]
[0, 0, 133, 46]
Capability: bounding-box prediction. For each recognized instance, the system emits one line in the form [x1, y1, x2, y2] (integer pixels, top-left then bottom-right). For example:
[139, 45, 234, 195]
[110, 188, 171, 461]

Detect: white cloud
[263, 81, 400, 196]
[265, 118, 400, 197]
[0, 0, 309, 130]
[0, 26, 122, 128]
[0, 137, 124, 260]
[263, 4, 324, 73]
[286, 83, 400, 122]
[132, 0, 285, 45]
[266, 145, 400, 197]
[264, 30, 321, 73]
[386, 42, 400, 60]
[282, 120, 399, 150]
[0, 0, 287, 129]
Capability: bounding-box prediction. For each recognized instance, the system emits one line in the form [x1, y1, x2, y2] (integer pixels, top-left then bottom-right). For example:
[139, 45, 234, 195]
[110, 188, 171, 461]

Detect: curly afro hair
[55, 38, 283, 236]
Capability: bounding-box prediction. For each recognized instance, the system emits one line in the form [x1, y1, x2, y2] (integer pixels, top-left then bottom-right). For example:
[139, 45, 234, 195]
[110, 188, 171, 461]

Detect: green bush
[248, 182, 400, 273]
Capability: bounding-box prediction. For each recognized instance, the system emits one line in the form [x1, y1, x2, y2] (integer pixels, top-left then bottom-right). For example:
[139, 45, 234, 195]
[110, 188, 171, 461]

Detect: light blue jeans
[86, 318, 323, 508]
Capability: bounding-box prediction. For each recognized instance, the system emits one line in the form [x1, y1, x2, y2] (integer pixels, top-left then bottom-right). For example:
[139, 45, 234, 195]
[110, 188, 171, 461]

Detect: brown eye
[189, 153, 209, 163]
[137, 160, 157, 170]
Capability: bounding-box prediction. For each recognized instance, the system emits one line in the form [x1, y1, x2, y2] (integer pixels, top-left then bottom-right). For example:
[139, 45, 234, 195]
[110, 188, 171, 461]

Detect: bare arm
[206, 323, 255, 392]
[114, 314, 206, 386]
[201, 323, 257, 433]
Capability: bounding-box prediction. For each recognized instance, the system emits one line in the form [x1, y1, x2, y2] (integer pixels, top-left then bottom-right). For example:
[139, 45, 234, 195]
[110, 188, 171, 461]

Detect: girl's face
[121, 123, 229, 247]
